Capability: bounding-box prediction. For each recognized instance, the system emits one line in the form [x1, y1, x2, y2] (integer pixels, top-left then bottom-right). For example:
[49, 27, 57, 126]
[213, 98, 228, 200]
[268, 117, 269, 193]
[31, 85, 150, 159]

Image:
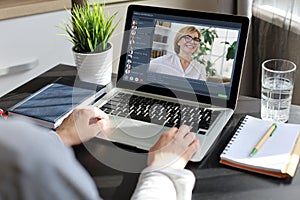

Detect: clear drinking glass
[261, 59, 297, 122]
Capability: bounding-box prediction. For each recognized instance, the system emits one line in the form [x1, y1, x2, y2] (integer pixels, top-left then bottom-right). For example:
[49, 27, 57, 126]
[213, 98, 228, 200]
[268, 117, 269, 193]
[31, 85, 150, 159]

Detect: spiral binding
[221, 115, 248, 156]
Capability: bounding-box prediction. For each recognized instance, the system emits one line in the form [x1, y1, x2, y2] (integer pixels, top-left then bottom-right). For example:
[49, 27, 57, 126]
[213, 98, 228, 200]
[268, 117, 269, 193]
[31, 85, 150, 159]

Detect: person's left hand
[56, 106, 110, 146]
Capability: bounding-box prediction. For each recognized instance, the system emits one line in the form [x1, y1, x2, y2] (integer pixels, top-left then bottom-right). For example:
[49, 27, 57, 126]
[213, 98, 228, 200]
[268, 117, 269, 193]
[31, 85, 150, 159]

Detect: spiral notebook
[220, 115, 300, 178]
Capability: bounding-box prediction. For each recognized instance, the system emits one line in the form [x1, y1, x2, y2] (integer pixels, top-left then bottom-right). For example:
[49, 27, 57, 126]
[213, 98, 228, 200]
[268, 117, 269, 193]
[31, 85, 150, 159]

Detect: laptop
[93, 5, 249, 162]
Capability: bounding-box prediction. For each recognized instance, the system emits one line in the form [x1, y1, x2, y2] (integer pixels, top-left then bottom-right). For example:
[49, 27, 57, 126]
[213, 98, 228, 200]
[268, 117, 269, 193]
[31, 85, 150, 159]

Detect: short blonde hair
[173, 26, 201, 54]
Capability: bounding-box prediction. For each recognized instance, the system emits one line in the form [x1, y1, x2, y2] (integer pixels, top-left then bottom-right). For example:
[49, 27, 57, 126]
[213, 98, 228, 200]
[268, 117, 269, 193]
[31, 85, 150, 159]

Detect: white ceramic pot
[73, 42, 113, 85]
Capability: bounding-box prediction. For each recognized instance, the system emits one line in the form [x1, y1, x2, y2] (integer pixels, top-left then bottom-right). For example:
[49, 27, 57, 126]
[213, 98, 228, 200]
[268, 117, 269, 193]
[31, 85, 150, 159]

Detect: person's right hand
[147, 125, 200, 170]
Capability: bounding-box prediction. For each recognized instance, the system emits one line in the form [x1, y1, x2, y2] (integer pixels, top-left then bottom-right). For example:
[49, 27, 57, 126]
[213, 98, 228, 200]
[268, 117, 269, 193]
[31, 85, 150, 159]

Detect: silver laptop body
[94, 5, 249, 162]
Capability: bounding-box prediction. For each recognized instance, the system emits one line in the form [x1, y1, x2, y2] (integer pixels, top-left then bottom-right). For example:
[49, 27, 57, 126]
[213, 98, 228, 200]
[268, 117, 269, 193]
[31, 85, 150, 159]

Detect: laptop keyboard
[99, 92, 221, 135]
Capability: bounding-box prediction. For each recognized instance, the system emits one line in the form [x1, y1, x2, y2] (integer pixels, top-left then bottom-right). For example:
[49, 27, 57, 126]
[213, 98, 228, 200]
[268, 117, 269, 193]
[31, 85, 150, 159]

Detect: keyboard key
[197, 130, 207, 135]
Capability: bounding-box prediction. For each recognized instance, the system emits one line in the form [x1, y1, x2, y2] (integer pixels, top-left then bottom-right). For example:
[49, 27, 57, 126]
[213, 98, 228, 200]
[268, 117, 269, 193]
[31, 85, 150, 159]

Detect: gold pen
[249, 123, 277, 157]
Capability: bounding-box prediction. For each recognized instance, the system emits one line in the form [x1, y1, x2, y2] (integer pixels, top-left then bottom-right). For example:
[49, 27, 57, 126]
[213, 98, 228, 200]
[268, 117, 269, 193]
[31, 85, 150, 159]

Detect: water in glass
[261, 77, 293, 122]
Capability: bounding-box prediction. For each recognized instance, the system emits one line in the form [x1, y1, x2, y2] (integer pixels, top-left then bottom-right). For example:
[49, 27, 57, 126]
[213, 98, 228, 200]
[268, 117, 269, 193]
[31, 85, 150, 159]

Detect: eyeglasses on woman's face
[182, 35, 201, 44]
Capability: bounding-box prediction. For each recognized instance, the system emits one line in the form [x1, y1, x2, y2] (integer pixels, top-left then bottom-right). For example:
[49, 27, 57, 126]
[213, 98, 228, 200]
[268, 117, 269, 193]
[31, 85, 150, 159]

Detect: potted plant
[59, 0, 119, 85]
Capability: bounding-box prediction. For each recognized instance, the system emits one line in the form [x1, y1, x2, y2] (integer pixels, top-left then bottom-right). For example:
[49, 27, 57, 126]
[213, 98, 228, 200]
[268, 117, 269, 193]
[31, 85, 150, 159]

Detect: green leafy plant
[193, 28, 219, 76]
[205, 60, 217, 77]
[193, 27, 237, 77]
[224, 41, 237, 61]
[58, 0, 119, 53]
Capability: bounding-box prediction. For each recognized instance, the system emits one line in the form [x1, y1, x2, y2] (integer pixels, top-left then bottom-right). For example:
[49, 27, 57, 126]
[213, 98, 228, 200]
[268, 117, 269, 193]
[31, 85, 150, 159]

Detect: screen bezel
[117, 5, 249, 110]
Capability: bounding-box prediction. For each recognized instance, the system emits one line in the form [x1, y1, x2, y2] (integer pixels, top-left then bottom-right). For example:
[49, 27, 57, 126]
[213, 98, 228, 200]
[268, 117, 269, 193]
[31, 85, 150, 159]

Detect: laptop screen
[117, 5, 249, 109]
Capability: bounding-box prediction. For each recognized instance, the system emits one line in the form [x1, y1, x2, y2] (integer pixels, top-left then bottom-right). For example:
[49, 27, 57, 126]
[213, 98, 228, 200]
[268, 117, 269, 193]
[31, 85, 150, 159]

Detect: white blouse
[149, 54, 206, 81]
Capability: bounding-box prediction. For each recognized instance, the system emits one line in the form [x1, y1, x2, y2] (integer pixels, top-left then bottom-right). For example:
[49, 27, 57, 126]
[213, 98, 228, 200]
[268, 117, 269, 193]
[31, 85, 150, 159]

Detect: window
[253, 0, 300, 34]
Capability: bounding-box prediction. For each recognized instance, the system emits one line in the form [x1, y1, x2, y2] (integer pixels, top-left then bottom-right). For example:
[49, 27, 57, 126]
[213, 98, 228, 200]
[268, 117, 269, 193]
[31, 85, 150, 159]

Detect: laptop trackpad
[108, 116, 168, 148]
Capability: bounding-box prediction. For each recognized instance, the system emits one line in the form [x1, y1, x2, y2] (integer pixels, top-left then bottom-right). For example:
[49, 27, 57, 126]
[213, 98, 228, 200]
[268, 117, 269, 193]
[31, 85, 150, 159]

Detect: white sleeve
[131, 166, 195, 200]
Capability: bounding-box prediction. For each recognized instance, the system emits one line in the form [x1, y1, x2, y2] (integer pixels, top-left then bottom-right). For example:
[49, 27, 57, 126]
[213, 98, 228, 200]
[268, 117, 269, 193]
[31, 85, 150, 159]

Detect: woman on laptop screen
[149, 25, 207, 81]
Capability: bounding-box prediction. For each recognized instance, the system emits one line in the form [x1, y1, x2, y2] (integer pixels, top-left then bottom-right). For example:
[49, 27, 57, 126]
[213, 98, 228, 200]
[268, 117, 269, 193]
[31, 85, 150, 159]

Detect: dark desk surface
[1, 64, 300, 200]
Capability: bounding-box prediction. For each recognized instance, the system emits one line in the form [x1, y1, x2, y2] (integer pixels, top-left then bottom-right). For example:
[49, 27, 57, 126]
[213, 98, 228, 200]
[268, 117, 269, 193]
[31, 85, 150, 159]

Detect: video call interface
[122, 11, 243, 100]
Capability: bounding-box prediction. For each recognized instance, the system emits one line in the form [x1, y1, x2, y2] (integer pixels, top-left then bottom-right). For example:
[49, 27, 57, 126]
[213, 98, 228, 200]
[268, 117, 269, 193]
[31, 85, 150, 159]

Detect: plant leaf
[57, 0, 119, 53]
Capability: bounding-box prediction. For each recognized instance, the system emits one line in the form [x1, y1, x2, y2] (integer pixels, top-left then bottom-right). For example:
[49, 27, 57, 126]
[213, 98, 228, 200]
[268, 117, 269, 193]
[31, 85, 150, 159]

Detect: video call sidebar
[123, 17, 155, 83]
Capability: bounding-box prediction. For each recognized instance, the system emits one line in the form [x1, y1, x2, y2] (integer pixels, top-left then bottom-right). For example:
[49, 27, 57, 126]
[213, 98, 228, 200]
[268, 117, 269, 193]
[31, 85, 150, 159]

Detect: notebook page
[220, 115, 300, 172]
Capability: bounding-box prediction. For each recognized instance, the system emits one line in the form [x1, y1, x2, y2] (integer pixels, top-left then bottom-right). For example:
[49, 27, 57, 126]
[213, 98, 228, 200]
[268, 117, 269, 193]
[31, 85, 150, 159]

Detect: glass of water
[261, 59, 297, 122]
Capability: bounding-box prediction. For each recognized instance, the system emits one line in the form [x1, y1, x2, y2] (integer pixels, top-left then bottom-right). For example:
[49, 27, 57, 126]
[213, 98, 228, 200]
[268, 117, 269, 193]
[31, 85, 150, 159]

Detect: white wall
[0, 10, 74, 97]
[136, 0, 234, 14]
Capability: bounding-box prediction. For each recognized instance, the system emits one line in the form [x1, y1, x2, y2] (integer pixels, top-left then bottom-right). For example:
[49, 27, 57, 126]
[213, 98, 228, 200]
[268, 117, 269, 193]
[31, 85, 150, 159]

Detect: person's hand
[56, 106, 110, 146]
[147, 125, 200, 170]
